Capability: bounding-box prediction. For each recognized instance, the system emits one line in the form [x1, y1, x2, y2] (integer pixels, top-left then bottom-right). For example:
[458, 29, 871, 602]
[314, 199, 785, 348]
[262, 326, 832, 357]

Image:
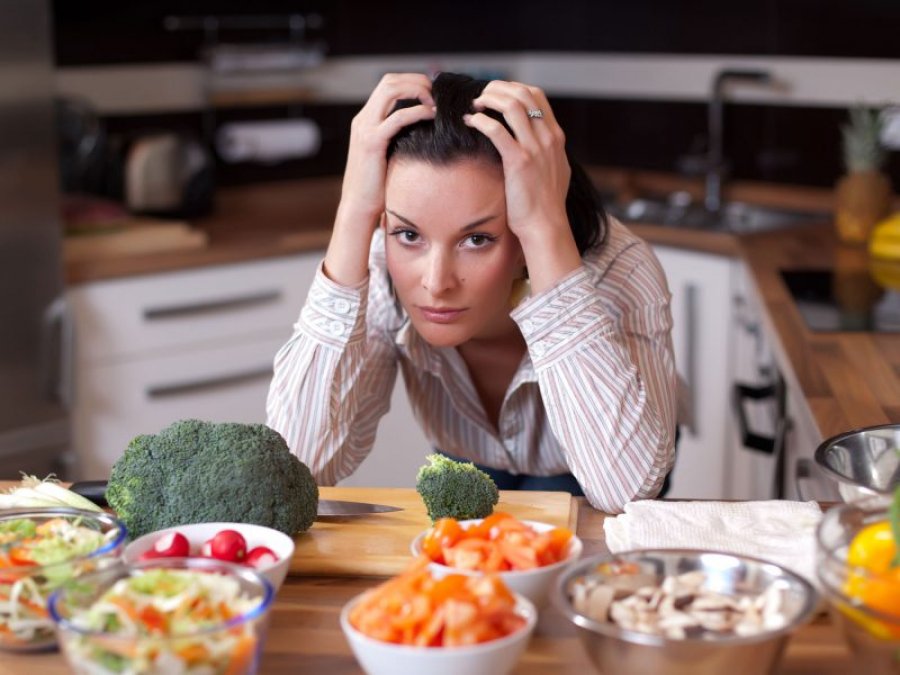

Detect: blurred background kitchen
[3, 1, 899, 500]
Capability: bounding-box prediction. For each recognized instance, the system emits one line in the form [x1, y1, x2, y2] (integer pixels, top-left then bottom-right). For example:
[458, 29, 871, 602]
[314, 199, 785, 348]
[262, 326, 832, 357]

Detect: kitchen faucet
[705, 68, 774, 213]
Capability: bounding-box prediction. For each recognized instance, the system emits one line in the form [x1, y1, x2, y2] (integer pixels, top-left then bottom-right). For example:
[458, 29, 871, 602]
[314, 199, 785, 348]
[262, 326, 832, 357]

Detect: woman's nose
[422, 251, 457, 295]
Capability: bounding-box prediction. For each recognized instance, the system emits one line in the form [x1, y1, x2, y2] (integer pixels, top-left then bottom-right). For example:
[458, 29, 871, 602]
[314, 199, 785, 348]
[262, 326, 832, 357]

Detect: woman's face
[383, 158, 524, 348]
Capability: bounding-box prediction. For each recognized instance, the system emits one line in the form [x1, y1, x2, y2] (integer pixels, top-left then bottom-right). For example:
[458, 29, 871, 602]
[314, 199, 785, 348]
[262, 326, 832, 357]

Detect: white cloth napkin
[603, 500, 822, 586]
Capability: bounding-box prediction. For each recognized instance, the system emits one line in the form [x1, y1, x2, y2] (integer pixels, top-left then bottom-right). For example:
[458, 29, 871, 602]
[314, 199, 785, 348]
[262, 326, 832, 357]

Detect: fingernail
[462, 113, 472, 123]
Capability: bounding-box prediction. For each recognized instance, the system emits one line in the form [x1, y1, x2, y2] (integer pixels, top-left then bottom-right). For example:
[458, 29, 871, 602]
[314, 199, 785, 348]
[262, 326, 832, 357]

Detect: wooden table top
[739, 223, 900, 441]
[1, 498, 854, 674]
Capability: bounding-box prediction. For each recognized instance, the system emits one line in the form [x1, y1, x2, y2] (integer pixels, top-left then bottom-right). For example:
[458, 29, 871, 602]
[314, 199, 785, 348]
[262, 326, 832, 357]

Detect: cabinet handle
[770, 415, 791, 499]
[40, 294, 75, 408]
[146, 366, 272, 399]
[683, 282, 698, 435]
[731, 382, 778, 453]
[794, 457, 815, 502]
[143, 290, 282, 321]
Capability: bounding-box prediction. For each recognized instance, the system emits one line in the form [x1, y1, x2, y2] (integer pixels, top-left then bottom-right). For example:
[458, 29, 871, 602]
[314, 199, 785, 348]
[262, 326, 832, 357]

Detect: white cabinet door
[72, 336, 286, 479]
[69, 254, 320, 365]
[653, 246, 735, 499]
[338, 378, 431, 488]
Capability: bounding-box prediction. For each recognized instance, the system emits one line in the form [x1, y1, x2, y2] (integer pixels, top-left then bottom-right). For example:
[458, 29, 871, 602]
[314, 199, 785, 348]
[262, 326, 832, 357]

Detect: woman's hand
[326, 73, 435, 286]
[464, 81, 582, 293]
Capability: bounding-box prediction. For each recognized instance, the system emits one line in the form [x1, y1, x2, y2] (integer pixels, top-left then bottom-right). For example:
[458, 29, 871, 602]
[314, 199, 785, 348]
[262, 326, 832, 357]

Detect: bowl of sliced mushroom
[551, 550, 818, 675]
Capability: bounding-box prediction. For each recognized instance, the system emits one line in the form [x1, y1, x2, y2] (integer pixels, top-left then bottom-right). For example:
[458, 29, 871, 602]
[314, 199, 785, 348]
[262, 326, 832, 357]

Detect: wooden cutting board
[291, 487, 577, 577]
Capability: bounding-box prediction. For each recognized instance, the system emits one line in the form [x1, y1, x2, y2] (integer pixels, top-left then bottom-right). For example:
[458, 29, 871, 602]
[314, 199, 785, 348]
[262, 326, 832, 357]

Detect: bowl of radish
[123, 522, 294, 591]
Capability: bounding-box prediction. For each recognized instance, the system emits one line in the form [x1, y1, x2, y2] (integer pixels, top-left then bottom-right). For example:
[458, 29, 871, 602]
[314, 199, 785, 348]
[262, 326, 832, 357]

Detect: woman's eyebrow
[385, 209, 419, 229]
[385, 209, 499, 232]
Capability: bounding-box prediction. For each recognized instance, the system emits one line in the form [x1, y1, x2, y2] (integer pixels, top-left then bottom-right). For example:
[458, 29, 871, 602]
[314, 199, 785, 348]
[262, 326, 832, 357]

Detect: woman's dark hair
[386, 72, 607, 255]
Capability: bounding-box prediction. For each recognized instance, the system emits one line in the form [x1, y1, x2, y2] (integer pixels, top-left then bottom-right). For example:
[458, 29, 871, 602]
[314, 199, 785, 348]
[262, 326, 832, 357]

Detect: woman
[267, 72, 677, 513]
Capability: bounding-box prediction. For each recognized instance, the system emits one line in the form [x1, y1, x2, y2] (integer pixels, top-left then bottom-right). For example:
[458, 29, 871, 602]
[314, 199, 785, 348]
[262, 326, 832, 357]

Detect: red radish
[138, 549, 161, 561]
[205, 529, 247, 563]
[152, 531, 190, 558]
[245, 546, 278, 569]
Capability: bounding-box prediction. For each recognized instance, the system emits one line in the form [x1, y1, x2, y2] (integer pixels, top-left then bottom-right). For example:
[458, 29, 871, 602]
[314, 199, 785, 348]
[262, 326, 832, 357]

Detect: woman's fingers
[365, 73, 435, 121]
[379, 102, 436, 138]
[472, 81, 560, 149]
[463, 111, 523, 165]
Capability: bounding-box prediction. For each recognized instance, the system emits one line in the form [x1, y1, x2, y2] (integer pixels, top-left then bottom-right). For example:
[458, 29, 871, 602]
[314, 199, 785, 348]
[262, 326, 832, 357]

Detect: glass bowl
[49, 556, 274, 675]
[0, 508, 127, 652]
[816, 496, 900, 674]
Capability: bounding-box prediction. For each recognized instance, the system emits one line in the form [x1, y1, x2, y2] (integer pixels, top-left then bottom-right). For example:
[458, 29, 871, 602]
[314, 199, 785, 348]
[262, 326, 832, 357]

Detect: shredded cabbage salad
[62, 568, 263, 674]
[0, 516, 112, 647]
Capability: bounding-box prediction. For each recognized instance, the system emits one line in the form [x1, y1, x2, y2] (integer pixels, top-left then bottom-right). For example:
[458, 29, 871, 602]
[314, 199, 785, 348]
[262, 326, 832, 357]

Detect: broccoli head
[415, 453, 498, 522]
[106, 419, 318, 538]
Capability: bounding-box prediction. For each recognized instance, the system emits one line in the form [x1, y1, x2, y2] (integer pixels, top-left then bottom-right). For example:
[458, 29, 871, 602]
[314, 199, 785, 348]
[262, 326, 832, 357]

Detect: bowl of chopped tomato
[0, 508, 127, 652]
[341, 558, 536, 675]
[410, 512, 582, 607]
[817, 493, 900, 671]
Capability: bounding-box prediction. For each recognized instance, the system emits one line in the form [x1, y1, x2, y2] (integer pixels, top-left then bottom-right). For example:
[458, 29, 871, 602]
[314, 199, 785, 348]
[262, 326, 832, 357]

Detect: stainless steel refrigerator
[0, 0, 70, 479]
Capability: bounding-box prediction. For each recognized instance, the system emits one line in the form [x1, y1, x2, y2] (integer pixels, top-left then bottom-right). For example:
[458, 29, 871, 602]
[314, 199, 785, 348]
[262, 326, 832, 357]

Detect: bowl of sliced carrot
[49, 556, 273, 674]
[341, 558, 536, 675]
[411, 512, 582, 607]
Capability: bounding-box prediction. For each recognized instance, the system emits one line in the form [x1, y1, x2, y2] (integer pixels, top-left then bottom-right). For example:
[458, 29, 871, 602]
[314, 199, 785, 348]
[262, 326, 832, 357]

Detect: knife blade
[69, 481, 401, 518]
[316, 499, 401, 518]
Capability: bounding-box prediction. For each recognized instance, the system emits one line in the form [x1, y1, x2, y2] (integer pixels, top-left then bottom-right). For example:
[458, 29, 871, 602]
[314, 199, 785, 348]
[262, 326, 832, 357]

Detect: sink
[608, 196, 827, 235]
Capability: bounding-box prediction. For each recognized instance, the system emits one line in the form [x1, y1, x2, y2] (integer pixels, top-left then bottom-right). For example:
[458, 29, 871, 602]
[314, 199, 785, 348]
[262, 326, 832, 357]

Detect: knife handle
[69, 480, 109, 508]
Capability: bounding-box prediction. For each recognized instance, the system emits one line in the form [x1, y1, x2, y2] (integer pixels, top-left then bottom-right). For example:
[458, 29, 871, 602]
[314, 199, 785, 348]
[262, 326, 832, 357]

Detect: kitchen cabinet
[652, 245, 736, 499]
[68, 253, 428, 485]
[725, 262, 840, 501]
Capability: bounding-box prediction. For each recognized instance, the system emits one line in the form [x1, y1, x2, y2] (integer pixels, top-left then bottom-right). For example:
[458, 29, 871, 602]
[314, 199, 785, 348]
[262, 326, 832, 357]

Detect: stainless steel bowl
[814, 424, 900, 502]
[552, 550, 818, 675]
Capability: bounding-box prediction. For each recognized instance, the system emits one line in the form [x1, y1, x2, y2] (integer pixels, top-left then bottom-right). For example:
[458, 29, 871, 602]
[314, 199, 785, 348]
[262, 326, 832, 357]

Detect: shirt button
[532, 341, 546, 357]
[329, 320, 346, 336]
[521, 319, 535, 333]
[333, 298, 351, 314]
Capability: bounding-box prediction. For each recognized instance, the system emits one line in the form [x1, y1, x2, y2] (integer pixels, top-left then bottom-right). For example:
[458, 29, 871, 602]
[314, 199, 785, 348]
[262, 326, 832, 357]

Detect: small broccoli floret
[415, 454, 498, 522]
[106, 419, 318, 538]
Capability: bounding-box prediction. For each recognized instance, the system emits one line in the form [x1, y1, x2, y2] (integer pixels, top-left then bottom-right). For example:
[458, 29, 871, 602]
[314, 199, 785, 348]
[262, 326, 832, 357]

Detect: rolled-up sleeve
[511, 242, 676, 513]
[266, 261, 399, 485]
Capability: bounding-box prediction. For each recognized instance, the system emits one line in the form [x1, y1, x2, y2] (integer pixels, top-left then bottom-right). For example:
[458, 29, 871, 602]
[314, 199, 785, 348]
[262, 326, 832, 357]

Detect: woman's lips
[418, 306, 467, 323]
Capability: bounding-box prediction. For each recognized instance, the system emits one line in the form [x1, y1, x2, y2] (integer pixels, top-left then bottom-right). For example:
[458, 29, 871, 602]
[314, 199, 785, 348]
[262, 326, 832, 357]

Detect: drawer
[69, 253, 320, 365]
[71, 335, 285, 479]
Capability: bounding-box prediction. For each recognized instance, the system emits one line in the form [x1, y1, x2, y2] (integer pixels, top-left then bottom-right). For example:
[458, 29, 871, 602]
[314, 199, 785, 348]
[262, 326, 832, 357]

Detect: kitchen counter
[2, 497, 853, 674]
[739, 224, 900, 441]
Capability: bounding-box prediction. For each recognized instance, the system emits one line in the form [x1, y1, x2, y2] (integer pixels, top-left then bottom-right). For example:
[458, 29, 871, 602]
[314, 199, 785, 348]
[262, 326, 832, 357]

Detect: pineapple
[841, 106, 886, 174]
[835, 106, 892, 246]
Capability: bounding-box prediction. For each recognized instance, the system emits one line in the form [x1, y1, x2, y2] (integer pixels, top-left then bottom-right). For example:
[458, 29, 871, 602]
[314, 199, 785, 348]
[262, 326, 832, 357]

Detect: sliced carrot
[138, 605, 167, 633]
[224, 634, 257, 675]
[350, 561, 524, 647]
[176, 643, 209, 665]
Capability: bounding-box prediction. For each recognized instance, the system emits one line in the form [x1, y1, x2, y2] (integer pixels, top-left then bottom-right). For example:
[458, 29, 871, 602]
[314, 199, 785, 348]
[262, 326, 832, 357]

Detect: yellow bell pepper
[842, 491, 900, 639]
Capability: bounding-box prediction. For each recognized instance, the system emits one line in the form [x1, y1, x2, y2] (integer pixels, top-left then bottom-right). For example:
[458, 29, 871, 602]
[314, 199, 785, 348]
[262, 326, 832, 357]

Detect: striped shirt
[267, 218, 677, 514]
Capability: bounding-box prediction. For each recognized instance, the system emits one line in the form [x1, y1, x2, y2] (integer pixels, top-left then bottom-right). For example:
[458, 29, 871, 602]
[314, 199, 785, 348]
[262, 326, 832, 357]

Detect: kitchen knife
[68, 481, 402, 518]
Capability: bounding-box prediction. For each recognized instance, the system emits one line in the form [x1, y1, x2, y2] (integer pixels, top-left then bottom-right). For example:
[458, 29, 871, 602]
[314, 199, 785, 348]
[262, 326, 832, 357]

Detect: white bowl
[410, 518, 583, 607]
[123, 521, 294, 591]
[340, 589, 536, 675]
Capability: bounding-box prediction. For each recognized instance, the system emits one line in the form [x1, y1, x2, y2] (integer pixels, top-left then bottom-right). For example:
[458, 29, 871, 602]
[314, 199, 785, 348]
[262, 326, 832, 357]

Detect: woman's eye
[465, 234, 494, 247]
[389, 229, 420, 244]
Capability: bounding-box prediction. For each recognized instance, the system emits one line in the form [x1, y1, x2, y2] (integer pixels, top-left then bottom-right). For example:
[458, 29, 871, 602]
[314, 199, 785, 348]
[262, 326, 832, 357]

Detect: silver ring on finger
[527, 108, 544, 119]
